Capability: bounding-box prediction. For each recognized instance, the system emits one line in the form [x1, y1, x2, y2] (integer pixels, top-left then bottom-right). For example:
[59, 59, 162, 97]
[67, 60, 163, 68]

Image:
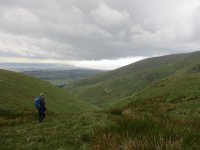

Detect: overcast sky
[0, 0, 200, 70]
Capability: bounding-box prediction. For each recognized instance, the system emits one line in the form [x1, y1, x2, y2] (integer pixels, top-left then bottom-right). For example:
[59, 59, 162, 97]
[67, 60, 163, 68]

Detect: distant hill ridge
[68, 51, 200, 108]
[22, 69, 104, 80]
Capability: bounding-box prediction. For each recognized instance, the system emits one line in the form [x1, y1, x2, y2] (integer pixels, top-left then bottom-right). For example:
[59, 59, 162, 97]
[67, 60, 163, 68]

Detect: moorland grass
[91, 111, 200, 150]
[0, 111, 109, 150]
[1, 107, 200, 149]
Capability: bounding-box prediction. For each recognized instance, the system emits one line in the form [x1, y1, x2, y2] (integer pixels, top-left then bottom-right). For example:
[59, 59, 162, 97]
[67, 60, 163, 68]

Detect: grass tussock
[90, 112, 200, 150]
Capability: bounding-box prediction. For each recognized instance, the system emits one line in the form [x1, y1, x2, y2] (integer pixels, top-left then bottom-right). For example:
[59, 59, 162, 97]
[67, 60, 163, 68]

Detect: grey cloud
[90, 3, 131, 28]
[191, 7, 200, 42]
[0, 0, 200, 61]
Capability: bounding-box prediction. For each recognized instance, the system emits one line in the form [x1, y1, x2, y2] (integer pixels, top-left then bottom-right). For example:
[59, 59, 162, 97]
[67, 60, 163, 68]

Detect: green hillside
[123, 72, 200, 118]
[68, 51, 200, 108]
[0, 69, 97, 115]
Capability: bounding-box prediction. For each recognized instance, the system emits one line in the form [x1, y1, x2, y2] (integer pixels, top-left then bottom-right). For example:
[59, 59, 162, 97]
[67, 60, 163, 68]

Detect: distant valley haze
[0, 0, 200, 70]
[0, 62, 78, 72]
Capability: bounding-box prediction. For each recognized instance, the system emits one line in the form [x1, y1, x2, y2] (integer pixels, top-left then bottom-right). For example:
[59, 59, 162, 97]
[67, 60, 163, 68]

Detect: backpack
[34, 97, 41, 109]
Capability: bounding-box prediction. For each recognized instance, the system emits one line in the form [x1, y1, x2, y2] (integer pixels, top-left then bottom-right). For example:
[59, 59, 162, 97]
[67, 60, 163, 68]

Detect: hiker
[35, 93, 46, 123]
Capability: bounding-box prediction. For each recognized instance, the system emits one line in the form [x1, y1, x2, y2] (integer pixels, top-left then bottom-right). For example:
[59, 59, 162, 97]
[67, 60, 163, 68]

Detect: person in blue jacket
[38, 93, 46, 123]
